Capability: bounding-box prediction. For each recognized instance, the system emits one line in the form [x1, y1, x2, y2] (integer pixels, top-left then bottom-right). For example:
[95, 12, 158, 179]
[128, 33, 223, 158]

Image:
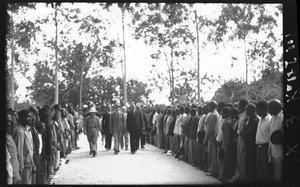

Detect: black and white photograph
[2, 0, 298, 185]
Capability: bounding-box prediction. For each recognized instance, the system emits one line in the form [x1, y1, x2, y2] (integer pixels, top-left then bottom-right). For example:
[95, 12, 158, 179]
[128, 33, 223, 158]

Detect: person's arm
[203, 114, 217, 146]
[109, 114, 113, 134]
[14, 128, 24, 173]
[223, 122, 232, 154]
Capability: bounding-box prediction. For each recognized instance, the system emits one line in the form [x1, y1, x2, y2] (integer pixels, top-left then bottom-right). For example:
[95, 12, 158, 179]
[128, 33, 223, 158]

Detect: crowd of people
[6, 98, 283, 184]
[6, 104, 80, 184]
[140, 99, 283, 184]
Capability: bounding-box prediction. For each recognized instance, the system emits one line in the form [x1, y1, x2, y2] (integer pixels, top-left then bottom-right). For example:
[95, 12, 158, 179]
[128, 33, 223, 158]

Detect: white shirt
[196, 114, 205, 141]
[269, 111, 283, 160]
[152, 112, 158, 127]
[237, 111, 248, 135]
[38, 134, 43, 154]
[204, 113, 211, 132]
[216, 116, 225, 142]
[255, 114, 271, 144]
[174, 114, 183, 135]
[197, 114, 206, 133]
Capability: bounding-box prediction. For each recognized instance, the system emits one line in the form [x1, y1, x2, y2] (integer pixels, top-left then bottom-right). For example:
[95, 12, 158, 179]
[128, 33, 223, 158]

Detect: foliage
[213, 79, 246, 103]
[213, 69, 283, 103]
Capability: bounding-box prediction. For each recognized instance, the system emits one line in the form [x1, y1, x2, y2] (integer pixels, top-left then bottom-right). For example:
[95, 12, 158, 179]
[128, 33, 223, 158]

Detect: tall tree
[133, 3, 194, 105]
[208, 4, 282, 100]
[6, 3, 38, 109]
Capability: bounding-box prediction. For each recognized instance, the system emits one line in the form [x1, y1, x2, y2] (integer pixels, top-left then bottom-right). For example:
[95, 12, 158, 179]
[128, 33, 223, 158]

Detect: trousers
[113, 131, 121, 151]
[120, 129, 129, 149]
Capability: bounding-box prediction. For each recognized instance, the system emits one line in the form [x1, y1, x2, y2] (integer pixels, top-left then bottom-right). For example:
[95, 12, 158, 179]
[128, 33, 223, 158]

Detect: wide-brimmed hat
[89, 107, 98, 113]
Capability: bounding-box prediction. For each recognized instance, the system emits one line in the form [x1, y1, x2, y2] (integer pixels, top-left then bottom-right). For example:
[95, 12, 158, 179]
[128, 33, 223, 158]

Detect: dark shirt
[126, 111, 135, 132]
[189, 116, 200, 140]
[102, 112, 110, 135]
[240, 115, 260, 146]
[168, 117, 176, 136]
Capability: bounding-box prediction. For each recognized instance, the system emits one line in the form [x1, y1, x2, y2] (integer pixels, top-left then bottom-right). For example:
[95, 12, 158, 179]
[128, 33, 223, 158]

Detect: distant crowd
[6, 98, 283, 184]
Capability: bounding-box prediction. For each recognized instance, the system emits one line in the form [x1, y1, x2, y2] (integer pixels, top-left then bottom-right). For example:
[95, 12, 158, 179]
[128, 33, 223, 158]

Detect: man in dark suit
[127, 104, 138, 154]
[240, 103, 259, 182]
[102, 107, 112, 151]
[109, 105, 123, 154]
[133, 104, 146, 152]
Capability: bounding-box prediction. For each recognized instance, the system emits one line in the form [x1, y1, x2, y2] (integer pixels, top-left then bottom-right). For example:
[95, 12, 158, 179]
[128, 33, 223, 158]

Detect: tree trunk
[195, 10, 201, 105]
[10, 12, 15, 110]
[170, 47, 174, 105]
[121, 7, 127, 107]
[54, 5, 59, 104]
[243, 38, 249, 100]
[79, 64, 84, 112]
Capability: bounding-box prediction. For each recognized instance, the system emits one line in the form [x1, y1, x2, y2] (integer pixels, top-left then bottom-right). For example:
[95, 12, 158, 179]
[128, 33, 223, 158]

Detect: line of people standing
[146, 99, 283, 184]
[5, 104, 80, 184]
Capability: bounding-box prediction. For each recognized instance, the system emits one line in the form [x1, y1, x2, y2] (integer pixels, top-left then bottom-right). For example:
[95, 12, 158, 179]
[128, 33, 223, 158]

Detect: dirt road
[51, 133, 221, 185]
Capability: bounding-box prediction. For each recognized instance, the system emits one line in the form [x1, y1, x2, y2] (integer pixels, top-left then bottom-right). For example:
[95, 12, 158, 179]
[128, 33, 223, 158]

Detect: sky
[8, 3, 283, 105]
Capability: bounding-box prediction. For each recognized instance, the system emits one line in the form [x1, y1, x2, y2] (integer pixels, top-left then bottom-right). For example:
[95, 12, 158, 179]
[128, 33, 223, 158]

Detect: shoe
[114, 151, 118, 154]
[141, 146, 145, 149]
[75, 147, 80, 150]
[89, 151, 92, 155]
[166, 150, 173, 156]
[65, 159, 70, 164]
[205, 172, 212, 176]
[131, 151, 135, 154]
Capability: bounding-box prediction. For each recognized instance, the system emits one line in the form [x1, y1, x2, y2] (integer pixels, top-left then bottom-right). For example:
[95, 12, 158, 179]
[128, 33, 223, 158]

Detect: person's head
[122, 106, 126, 113]
[53, 104, 61, 111]
[157, 107, 161, 114]
[256, 101, 268, 117]
[268, 99, 282, 116]
[197, 106, 203, 116]
[221, 107, 230, 119]
[190, 108, 197, 117]
[172, 109, 177, 117]
[208, 100, 217, 112]
[39, 106, 51, 123]
[61, 108, 67, 118]
[179, 106, 184, 114]
[67, 105, 74, 115]
[175, 108, 180, 116]
[29, 111, 36, 128]
[238, 99, 249, 113]
[136, 104, 140, 111]
[167, 108, 172, 115]
[52, 107, 61, 121]
[217, 102, 226, 114]
[229, 107, 239, 121]
[18, 109, 32, 127]
[129, 105, 134, 112]
[184, 106, 190, 115]
[246, 103, 256, 117]
[6, 113, 13, 134]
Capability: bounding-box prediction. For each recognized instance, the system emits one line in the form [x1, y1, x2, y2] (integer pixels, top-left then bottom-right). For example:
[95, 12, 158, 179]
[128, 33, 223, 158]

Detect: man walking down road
[102, 107, 112, 151]
[109, 105, 123, 154]
[133, 104, 146, 153]
[85, 107, 102, 157]
[120, 106, 129, 151]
